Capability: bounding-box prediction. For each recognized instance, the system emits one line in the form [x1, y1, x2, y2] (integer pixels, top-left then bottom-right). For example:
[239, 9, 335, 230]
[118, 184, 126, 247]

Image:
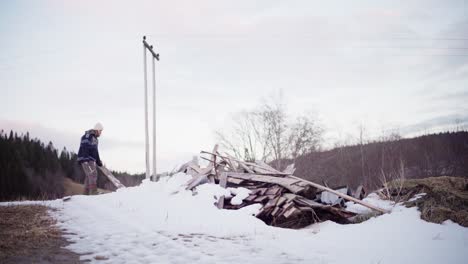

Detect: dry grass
[63, 177, 109, 196]
[0, 205, 82, 263]
[385, 176, 468, 227]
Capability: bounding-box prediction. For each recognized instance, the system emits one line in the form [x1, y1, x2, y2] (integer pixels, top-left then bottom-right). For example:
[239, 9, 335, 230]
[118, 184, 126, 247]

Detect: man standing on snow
[77, 123, 104, 195]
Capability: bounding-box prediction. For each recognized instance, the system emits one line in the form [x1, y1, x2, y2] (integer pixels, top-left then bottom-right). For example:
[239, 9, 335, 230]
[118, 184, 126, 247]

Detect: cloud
[1, 0, 467, 173]
[400, 113, 468, 136]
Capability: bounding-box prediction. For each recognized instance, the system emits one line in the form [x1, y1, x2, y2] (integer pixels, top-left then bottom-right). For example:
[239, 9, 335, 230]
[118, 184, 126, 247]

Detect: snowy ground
[3, 173, 468, 264]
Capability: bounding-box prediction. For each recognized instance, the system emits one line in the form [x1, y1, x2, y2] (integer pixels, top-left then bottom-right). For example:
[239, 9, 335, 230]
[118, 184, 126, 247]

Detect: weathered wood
[201, 151, 289, 176]
[254, 196, 269, 203]
[282, 201, 295, 211]
[283, 163, 296, 175]
[186, 174, 208, 190]
[210, 145, 219, 181]
[187, 163, 202, 175]
[219, 173, 228, 188]
[288, 175, 389, 214]
[244, 194, 258, 202]
[227, 178, 244, 185]
[276, 197, 287, 207]
[225, 172, 306, 194]
[216, 173, 228, 209]
[217, 196, 224, 209]
[283, 207, 300, 218]
[271, 206, 281, 217]
[252, 166, 275, 175]
[264, 197, 279, 209]
[266, 186, 283, 195]
[257, 188, 268, 195]
[218, 155, 237, 172]
[298, 206, 314, 212]
[254, 160, 285, 175]
[98, 166, 125, 189]
[227, 154, 255, 173]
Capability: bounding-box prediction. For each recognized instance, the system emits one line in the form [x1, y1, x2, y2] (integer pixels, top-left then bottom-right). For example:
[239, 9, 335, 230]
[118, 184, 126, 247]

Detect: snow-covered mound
[4, 173, 468, 263]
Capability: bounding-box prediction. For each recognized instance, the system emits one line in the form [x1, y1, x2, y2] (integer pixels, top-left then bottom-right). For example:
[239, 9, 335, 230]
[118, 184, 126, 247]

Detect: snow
[345, 193, 395, 214]
[408, 192, 427, 202]
[2, 173, 468, 264]
[228, 187, 251, 205]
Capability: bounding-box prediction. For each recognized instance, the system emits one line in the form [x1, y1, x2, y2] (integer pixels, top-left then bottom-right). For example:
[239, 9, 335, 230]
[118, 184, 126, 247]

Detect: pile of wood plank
[180, 145, 387, 229]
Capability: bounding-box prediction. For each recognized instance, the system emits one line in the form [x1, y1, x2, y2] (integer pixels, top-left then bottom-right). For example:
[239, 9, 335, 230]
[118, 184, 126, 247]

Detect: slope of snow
[2, 173, 467, 263]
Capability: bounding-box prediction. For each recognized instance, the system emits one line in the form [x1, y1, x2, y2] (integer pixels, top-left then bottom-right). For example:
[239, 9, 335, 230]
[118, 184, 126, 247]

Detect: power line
[357, 46, 468, 50]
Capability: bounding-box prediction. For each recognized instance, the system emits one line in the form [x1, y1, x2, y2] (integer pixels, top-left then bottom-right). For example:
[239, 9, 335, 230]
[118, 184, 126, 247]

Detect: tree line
[0, 130, 144, 201]
[215, 94, 467, 191]
[293, 131, 468, 191]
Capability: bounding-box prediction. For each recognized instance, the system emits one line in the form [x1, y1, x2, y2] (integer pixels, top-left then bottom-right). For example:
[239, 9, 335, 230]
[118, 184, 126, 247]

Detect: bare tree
[287, 115, 322, 160]
[358, 124, 367, 187]
[215, 94, 323, 169]
[215, 111, 270, 161]
[259, 95, 288, 169]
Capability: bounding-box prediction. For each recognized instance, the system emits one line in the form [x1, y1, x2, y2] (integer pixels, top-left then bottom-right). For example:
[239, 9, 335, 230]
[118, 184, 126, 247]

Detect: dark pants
[81, 161, 98, 195]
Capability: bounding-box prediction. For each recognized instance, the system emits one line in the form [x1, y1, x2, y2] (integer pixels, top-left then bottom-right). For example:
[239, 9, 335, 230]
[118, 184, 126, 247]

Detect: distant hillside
[0, 130, 144, 201]
[293, 131, 468, 191]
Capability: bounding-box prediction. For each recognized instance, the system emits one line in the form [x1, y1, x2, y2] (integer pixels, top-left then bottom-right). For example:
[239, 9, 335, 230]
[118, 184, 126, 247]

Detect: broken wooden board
[287, 175, 389, 214]
[225, 172, 310, 194]
[283, 163, 296, 175]
[98, 166, 125, 189]
[186, 174, 209, 190]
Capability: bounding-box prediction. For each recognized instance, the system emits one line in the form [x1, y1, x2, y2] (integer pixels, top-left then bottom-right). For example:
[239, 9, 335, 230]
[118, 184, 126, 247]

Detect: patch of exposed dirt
[386, 176, 468, 227]
[0, 205, 83, 264]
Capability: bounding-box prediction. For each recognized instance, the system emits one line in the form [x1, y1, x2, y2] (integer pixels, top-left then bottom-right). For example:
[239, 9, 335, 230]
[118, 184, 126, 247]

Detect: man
[77, 123, 104, 195]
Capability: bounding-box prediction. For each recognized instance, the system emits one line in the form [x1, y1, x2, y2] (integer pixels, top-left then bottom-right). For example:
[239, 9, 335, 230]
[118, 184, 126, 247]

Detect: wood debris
[180, 145, 387, 229]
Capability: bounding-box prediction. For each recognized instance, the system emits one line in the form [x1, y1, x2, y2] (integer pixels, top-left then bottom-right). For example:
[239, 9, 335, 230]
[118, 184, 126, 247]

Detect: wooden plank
[283, 207, 300, 218]
[266, 186, 284, 195]
[254, 160, 284, 174]
[98, 166, 125, 189]
[225, 172, 306, 194]
[281, 193, 300, 203]
[288, 175, 389, 214]
[257, 188, 268, 195]
[271, 206, 281, 217]
[211, 144, 219, 180]
[254, 196, 269, 203]
[219, 172, 228, 188]
[276, 197, 287, 207]
[200, 151, 289, 176]
[217, 196, 224, 209]
[282, 201, 295, 211]
[226, 154, 255, 173]
[216, 172, 228, 209]
[225, 156, 238, 172]
[252, 166, 275, 175]
[186, 174, 208, 190]
[297, 206, 313, 212]
[244, 195, 258, 202]
[264, 197, 279, 209]
[283, 163, 296, 175]
[227, 178, 244, 185]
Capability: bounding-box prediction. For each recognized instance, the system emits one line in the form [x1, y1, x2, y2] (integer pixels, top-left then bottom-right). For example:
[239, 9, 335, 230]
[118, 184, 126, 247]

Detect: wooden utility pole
[142, 36, 160, 181]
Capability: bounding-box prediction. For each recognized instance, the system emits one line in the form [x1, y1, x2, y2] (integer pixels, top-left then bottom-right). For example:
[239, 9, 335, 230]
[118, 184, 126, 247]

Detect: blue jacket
[77, 130, 102, 166]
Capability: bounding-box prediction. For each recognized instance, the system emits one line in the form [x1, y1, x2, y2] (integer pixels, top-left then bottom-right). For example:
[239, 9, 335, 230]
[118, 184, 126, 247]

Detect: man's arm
[90, 135, 103, 167]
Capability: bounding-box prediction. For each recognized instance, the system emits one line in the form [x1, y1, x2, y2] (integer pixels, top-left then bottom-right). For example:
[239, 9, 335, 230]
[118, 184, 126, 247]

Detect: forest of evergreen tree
[0, 130, 144, 201]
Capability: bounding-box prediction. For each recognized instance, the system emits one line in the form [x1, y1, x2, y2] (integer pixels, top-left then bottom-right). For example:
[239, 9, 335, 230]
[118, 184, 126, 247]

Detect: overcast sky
[1, 0, 467, 173]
